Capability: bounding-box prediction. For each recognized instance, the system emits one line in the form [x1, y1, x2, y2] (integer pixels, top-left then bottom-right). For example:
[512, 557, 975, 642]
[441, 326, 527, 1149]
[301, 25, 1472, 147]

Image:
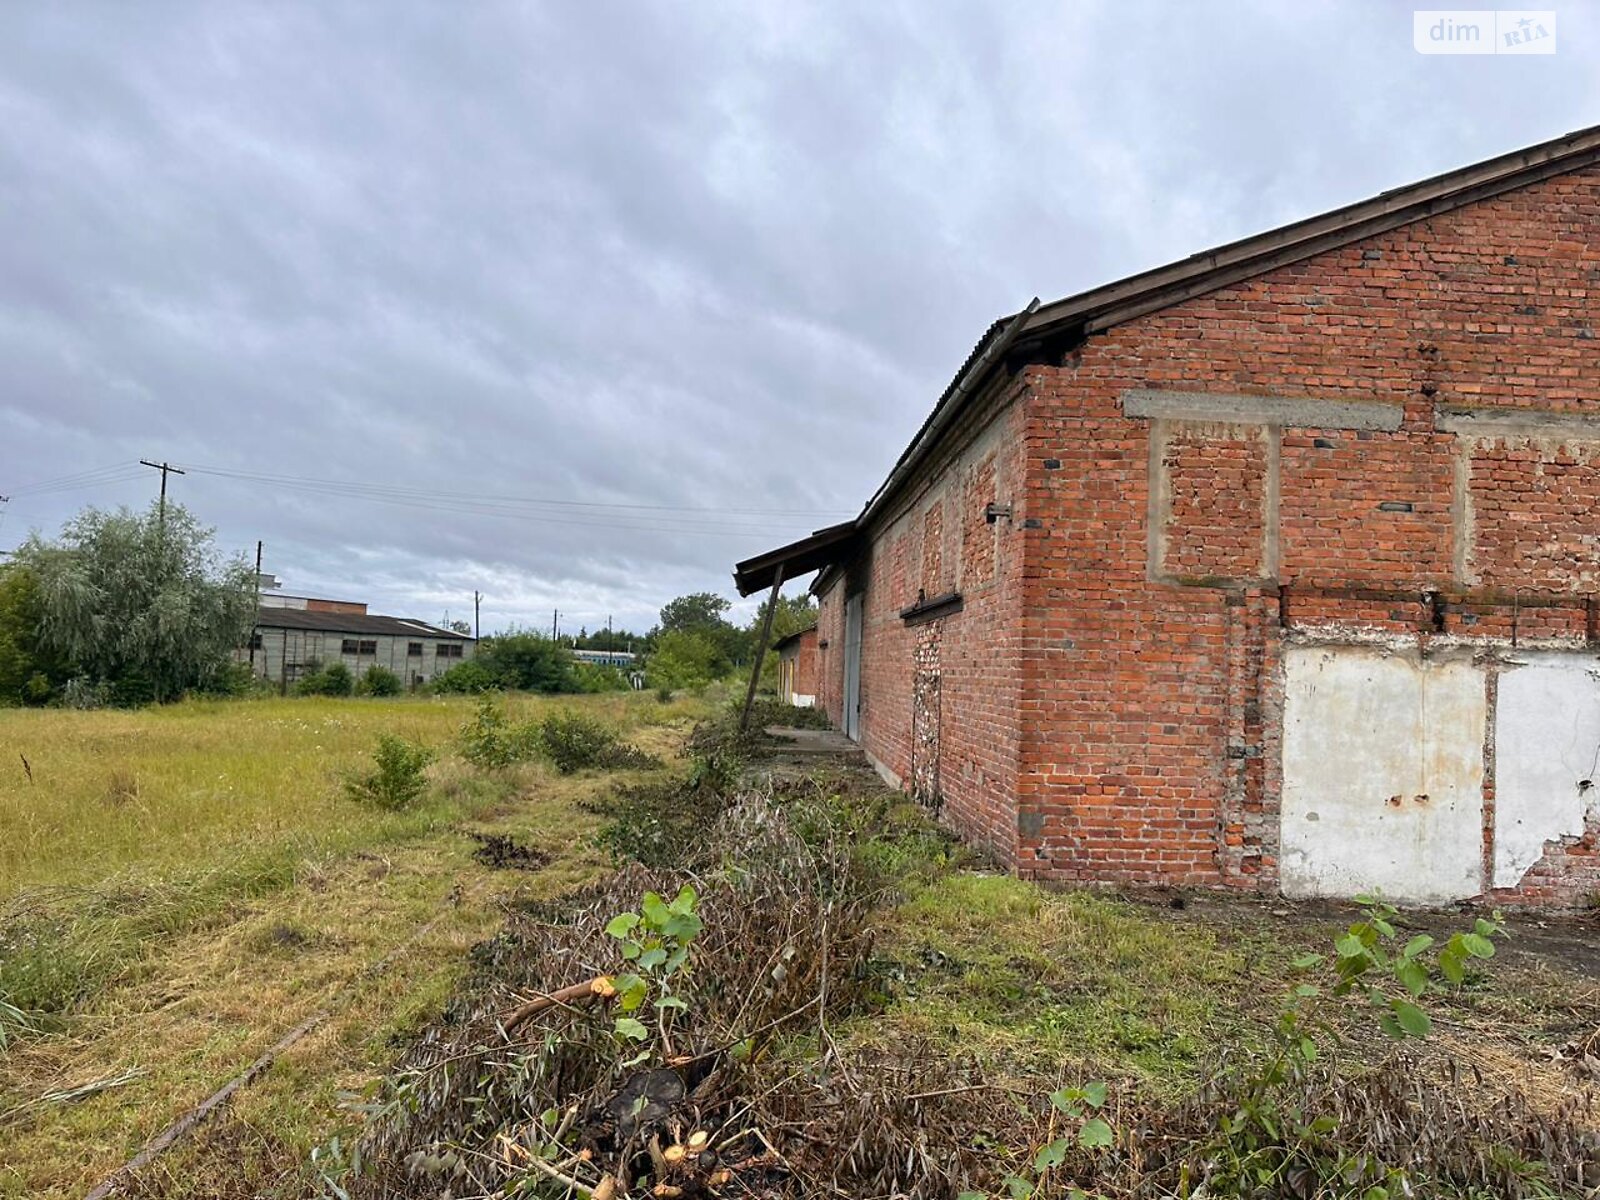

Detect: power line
[3, 459, 850, 542]
[172, 463, 852, 519]
[173, 468, 835, 539]
[7, 462, 150, 497]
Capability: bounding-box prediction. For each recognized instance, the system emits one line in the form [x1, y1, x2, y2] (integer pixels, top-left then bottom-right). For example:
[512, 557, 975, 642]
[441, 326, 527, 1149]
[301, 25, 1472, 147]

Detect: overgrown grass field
[0, 689, 708, 1198]
[1, 692, 685, 899]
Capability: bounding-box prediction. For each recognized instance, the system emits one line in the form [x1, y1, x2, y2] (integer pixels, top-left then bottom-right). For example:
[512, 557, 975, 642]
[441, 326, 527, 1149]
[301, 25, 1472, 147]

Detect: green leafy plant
[457, 693, 539, 769]
[345, 734, 434, 811]
[1291, 896, 1504, 1040]
[603, 886, 702, 1053]
[537, 709, 620, 774]
[429, 658, 501, 694]
[355, 665, 403, 697]
[1190, 896, 1509, 1197]
[295, 660, 353, 697]
[955, 1082, 1112, 1200]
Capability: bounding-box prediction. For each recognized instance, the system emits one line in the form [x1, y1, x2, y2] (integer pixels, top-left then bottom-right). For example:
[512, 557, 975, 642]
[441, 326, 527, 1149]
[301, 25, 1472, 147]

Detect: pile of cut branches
[343, 746, 1600, 1200]
[349, 786, 898, 1198]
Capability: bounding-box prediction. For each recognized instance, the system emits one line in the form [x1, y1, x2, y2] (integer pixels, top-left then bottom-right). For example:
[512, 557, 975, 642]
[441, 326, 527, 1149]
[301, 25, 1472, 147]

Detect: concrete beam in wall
[1437, 405, 1600, 441]
[1123, 389, 1405, 431]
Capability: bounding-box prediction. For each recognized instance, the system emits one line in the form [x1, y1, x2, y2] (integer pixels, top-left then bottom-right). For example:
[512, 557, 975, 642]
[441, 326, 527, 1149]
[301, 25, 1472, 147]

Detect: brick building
[774, 625, 819, 707]
[735, 126, 1600, 906]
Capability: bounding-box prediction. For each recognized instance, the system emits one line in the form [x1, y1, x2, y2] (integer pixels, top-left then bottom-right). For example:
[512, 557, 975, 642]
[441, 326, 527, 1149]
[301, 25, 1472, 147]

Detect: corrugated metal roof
[253, 607, 473, 639]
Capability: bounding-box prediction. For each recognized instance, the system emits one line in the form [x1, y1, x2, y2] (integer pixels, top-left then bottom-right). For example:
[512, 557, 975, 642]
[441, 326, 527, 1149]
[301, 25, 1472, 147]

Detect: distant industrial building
[241, 597, 474, 691]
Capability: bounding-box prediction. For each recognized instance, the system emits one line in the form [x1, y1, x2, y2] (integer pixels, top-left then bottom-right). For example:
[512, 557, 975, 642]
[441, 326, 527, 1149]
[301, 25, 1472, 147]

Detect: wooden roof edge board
[732, 521, 859, 597]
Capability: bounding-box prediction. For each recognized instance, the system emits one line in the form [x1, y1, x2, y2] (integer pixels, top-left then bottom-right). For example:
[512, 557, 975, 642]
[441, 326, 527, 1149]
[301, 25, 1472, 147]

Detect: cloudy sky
[2, 2, 1597, 634]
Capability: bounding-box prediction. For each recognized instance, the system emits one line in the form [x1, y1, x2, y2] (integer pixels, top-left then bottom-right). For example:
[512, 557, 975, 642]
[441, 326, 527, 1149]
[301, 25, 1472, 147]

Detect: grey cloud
[2, 0, 1597, 631]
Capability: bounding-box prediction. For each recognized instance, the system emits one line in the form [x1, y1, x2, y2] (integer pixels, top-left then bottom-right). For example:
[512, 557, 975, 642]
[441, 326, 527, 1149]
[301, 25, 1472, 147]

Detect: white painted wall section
[1492, 652, 1600, 889]
[1281, 645, 1486, 904]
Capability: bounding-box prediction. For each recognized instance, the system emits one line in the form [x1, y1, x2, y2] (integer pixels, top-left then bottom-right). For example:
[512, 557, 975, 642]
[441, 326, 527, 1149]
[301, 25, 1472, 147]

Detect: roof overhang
[772, 622, 819, 652]
[733, 521, 859, 597]
[733, 124, 1600, 594]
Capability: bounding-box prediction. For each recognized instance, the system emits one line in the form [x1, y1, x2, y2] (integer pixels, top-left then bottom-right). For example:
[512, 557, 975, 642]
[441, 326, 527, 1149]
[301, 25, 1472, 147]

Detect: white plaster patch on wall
[1492, 652, 1600, 888]
[1281, 644, 1486, 904]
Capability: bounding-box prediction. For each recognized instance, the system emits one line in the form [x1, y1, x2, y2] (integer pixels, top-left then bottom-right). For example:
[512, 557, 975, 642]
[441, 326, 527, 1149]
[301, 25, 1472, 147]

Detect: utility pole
[139, 460, 186, 530]
[552, 608, 560, 641]
[473, 590, 482, 641]
[250, 540, 263, 671]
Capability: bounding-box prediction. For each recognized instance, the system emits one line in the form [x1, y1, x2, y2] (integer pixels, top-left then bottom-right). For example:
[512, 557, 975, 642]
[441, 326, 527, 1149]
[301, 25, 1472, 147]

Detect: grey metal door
[843, 593, 863, 740]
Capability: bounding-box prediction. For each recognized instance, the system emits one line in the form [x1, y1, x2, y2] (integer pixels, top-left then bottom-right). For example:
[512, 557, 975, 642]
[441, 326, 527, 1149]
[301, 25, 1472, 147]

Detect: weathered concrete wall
[1280, 644, 1485, 904]
[238, 627, 472, 690]
[1493, 651, 1600, 889]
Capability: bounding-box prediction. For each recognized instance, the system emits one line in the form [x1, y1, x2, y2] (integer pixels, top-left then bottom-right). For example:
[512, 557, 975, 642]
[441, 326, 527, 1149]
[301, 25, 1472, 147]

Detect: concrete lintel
[1123, 389, 1403, 431]
[1436, 405, 1600, 442]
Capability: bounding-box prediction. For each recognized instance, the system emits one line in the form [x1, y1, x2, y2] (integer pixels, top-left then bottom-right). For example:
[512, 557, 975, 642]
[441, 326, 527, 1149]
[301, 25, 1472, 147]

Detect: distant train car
[571, 648, 638, 669]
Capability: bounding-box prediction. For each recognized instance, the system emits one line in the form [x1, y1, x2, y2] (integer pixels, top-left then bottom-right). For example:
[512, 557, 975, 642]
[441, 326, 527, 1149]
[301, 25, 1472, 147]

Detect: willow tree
[13, 502, 256, 704]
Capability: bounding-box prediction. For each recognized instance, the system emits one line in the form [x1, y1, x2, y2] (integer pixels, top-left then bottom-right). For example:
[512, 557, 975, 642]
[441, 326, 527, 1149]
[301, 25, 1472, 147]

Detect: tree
[572, 626, 640, 653]
[0, 564, 63, 705]
[478, 631, 578, 693]
[750, 593, 817, 642]
[749, 593, 818, 689]
[12, 503, 256, 704]
[645, 628, 720, 693]
[659, 592, 732, 632]
[657, 591, 745, 675]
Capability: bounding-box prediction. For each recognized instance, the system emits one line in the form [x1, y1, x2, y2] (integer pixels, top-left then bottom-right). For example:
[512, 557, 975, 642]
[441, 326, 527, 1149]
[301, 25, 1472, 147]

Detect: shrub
[477, 632, 578, 693]
[296, 661, 354, 697]
[458, 694, 541, 769]
[196, 659, 262, 698]
[572, 662, 630, 693]
[737, 697, 833, 731]
[22, 672, 54, 706]
[431, 659, 501, 695]
[345, 734, 434, 811]
[59, 677, 112, 710]
[645, 629, 719, 693]
[536, 710, 621, 774]
[583, 728, 742, 866]
[356, 665, 403, 697]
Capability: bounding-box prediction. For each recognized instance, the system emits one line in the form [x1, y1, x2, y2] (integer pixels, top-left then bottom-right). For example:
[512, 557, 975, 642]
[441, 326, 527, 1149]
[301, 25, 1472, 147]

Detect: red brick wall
[784, 628, 818, 700]
[814, 375, 1030, 861]
[1016, 163, 1600, 904]
[813, 163, 1600, 905]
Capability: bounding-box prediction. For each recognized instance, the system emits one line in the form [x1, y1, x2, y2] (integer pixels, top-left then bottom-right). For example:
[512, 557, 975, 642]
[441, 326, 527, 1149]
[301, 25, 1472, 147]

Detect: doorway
[843, 593, 863, 741]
